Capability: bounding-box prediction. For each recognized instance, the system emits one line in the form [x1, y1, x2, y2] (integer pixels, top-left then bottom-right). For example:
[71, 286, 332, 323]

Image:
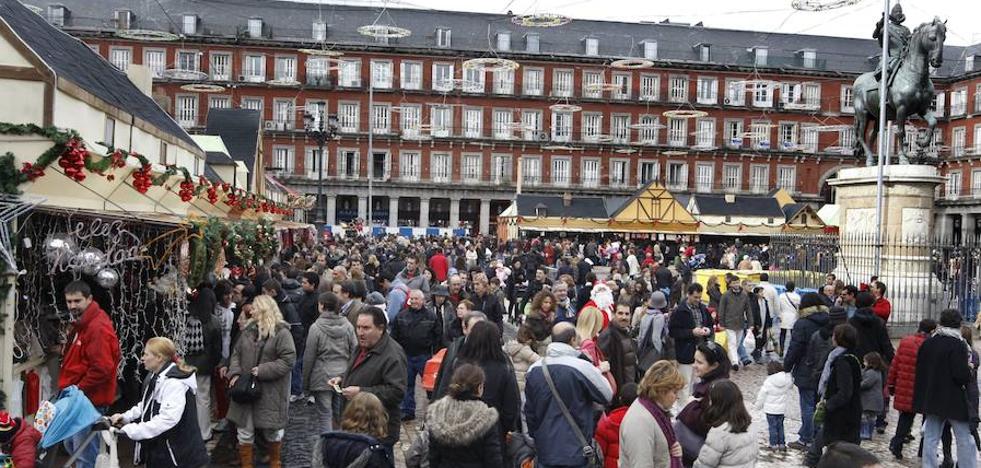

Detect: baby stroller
[34, 386, 119, 468]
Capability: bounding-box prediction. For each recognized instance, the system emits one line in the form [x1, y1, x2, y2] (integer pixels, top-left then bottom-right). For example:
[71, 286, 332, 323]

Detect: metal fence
[768, 233, 980, 329]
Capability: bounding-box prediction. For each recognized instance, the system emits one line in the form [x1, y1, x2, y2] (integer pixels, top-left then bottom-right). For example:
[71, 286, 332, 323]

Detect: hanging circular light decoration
[402, 130, 432, 141]
[511, 13, 572, 28]
[662, 109, 708, 119]
[160, 69, 208, 81]
[463, 57, 521, 72]
[609, 58, 654, 70]
[615, 148, 638, 154]
[629, 122, 667, 130]
[584, 82, 624, 93]
[790, 0, 863, 12]
[115, 29, 181, 42]
[357, 24, 412, 38]
[266, 78, 301, 87]
[542, 145, 583, 151]
[589, 135, 615, 143]
[298, 48, 344, 57]
[634, 139, 659, 145]
[549, 103, 582, 113]
[731, 79, 779, 91]
[663, 150, 688, 156]
[435, 78, 484, 91]
[812, 124, 852, 132]
[179, 83, 226, 93]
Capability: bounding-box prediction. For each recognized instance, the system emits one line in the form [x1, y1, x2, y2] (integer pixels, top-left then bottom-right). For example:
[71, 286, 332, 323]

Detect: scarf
[934, 326, 971, 361]
[818, 346, 846, 397]
[688, 301, 705, 329]
[639, 397, 682, 468]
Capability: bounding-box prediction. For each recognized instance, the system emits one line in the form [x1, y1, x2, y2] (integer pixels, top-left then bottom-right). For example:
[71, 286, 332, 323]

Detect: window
[802, 49, 817, 68]
[176, 50, 199, 73]
[464, 108, 483, 138]
[725, 119, 744, 148]
[493, 109, 513, 140]
[668, 118, 687, 147]
[275, 56, 296, 82]
[312, 21, 327, 41]
[522, 156, 542, 185]
[695, 163, 713, 193]
[525, 33, 540, 53]
[182, 14, 197, 35]
[522, 110, 543, 141]
[841, 85, 855, 113]
[753, 84, 773, 107]
[777, 166, 796, 193]
[143, 49, 165, 77]
[951, 89, 967, 116]
[610, 160, 629, 187]
[463, 154, 481, 181]
[463, 67, 485, 93]
[400, 152, 421, 181]
[643, 41, 658, 60]
[582, 159, 600, 188]
[551, 112, 572, 142]
[972, 170, 981, 197]
[272, 99, 294, 128]
[932, 91, 946, 116]
[306, 57, 329, 85]
[725, 79, 745, 106]
[581, 113, 602, 142]
[431, 153, 451, 183]
[779, 122, 798, 150]
[723, 164, 741, 192]
[804, 83, 821, 108]
[946, 171, 962, 199]
[370, 60, 392, 89]
[754, 47, 768, 66]
[669, 76, 688, 103]
[666, 162, 688, 190]
[639, 161, 659, 186]
[109, 47, 131, 71]
[552, 158, 571, 186]
[176, 95, 198, 127]
[209, 96, 230, 109]
[967, 55, 975, 73]
[370, 152, 388, 180]
[750, 165, 769, 193]
[113, 10, 132, 29]
[339, 102, 359, 132]
[583, 71, 603, 98]
[695, 119, 715, 148]
[242, 97, 263, 113]
[640, 74, 659, 101]
[248, 18, 263, 38]
[952, 127, 966, 156]
[638, 115, 660, 144]
[272, 146, 294, 174]
[371, 104, 391, 134]
[975, 125, 981, 155]
[243, 54, 265, 82]
[696, 77, 717, 104]
[975, 85, 981, 114]
[210, 53, 231, 81]
[339, 59, 360, 87]
[436, 28, 452, 48]
[801, 124, 818, 153]
[400, 61, 422, 90]
[612, 114, 630, 143]
[523, 68, 544, 96]
[585, 38, 599, 56]
[836, 128, 855, 154]
[431, 105, 452, 137]
[433, 63, 454, 92]
[305, 147, 326, 177]
[400, 105, 422, 137]
[493, 69, 514, 94]
[103, 117, 115, 148]
[552, 70, 573, 97]
[613, 73, 631, 100]
[47, 5, 66, 26]
[699, 44, 711, 62]
[492, 154, 511, 184]
[338, 149, 359, 178]
[496, 32, 511, 51]
[751, 121, 771, 150]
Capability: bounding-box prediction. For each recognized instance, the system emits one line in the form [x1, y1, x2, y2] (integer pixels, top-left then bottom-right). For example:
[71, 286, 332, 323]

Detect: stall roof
[514, 194, 611, 218]
[206, 109, 260, 174]
[689, 194, 785, 217]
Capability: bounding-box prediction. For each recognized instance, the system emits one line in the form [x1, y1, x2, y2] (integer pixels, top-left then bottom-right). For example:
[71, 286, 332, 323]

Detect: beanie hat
[0, 411, 18, 444]
[649, 291, 668, 309]
[828, 307, 848, 325]
[365, 291, 386, 306]
[799, 292, 824, 310]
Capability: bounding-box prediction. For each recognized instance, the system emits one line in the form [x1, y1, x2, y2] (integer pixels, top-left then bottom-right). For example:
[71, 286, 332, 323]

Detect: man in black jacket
[914, 309, 978, 468]
[784, 292, 831, 451]
[668, 283, 713, 406]
[262, 279, 304, 400]
[297, 272, 320, 340]
[848, 293, 895, 364]
[470, 274, 506, 339]
[390, 289, 442, 421]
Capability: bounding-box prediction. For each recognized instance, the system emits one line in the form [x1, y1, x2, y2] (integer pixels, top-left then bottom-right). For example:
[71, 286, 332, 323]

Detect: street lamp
[303, 101, 338, 225]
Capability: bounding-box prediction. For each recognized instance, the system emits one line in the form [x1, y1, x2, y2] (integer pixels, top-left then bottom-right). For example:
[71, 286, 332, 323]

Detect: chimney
[126, 64, 153, 97]
[563, 192, 573, 207]
[724, 193, 736, 203]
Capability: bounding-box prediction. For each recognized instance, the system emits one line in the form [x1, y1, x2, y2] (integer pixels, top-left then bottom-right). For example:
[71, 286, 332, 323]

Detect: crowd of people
[6, 234, 981, 468]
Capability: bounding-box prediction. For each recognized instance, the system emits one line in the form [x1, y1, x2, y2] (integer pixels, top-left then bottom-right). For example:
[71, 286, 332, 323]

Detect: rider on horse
[872, 3, 912, 86]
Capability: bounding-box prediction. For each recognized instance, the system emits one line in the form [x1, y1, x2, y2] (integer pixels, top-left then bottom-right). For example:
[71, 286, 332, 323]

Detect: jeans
[923, 415, 977, 468]
[401, 354, 430, 417]
[766, 414, 786, 446]
[63, 405, 107, 468]
[860, 411, 877, 440]
[797, 387, 817, 445]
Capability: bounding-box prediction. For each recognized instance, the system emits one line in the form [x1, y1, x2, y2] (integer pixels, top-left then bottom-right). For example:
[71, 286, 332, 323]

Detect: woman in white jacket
[776, 282, 800, 356]
[110, 337, 209, 468]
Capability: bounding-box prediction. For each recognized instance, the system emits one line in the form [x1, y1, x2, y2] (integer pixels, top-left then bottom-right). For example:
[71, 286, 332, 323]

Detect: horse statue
[852, 17, 946, 166]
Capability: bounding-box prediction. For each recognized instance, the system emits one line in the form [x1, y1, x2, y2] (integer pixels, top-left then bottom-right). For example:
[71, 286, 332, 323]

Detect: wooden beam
[0, 65, 42, 80]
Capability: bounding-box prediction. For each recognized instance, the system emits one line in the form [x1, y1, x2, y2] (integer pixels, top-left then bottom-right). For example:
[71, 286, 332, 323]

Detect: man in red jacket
[59, 280, 121, 468]
[886, 318, 936, 460]
[428, 248, 449, 282]
[870, 281, 892, 322]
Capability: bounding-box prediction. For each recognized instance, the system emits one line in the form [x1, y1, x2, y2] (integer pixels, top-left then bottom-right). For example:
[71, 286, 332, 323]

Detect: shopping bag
[742, 331, 756, 355]
[713, 331, 728, 350]
[94, 430, 120, 468]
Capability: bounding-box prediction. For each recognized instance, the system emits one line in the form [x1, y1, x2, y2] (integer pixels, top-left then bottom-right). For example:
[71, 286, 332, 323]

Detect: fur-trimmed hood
[426, 397, 499, 446]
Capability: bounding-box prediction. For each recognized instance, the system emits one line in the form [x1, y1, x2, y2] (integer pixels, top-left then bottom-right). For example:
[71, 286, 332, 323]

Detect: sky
[291, 0, 981, 45]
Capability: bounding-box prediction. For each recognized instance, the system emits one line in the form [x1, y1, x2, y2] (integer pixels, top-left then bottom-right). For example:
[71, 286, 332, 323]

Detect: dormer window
[248, 17, 263, 39]
[525, 33, 540, 53]
[754, 46, 768, 66]
[697, 43, 711, 62]
[967, 55, 975, 73]
[496, 32, 511, 51]
[312, 21, 327, 41]
[113, 10, 133, 30]
[535, 203, 548, 217]
[436, 28, 451, 48]
[182, 14, 198, 35]
[643, 40, 658, 60]
[799, 49, 817, 68]
[585, 37, 599, 56]
[47, 5, 67, 26]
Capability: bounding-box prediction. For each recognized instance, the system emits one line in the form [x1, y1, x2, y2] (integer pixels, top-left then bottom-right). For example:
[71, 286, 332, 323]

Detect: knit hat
[432, 284, 449, 297]
[366, 291, 386, 306]
[828, 307, 848, 325]
[799, 292, 825, 310]
[649, 291, 668, 309]
[0, 411, 18, 444]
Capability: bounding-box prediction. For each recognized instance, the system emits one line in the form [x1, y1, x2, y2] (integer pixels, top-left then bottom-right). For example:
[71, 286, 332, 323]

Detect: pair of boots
[238, 442, 282, 468]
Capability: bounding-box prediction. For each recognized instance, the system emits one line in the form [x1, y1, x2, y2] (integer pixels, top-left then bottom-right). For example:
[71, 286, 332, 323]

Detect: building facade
[41, 0, 981, 237]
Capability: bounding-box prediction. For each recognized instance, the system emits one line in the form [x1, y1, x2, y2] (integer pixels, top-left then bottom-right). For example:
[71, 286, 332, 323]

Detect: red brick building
[43, 0, 981, 237]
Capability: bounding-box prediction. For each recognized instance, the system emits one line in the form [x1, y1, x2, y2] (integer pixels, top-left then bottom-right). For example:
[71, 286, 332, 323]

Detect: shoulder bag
[541, 359, 603, 468]
[229, 337, 267, 404]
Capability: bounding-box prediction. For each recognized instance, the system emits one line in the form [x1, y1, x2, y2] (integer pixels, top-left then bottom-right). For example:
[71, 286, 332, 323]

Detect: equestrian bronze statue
[852, 6, 947, 166]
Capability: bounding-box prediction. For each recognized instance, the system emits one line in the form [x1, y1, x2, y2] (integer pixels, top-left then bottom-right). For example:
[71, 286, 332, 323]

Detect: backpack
[636, 311, 674, 375]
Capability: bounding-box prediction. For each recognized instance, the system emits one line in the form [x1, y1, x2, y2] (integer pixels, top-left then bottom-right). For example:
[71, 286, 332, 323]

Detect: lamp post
[303, 101, 338, 225]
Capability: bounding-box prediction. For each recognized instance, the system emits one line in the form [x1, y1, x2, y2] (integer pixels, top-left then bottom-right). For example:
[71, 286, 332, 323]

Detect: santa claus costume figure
[579, 281, 615, 328]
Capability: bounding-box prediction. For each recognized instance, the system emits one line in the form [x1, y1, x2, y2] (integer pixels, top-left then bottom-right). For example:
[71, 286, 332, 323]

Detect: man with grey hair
[390, 289, 441, 421]
[553, 281, 575, 324]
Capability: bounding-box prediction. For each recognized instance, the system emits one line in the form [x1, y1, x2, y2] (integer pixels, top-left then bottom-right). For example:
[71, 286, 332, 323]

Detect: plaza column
[389, 197, 399, 227]
[325, 195, 337, 226]
[479, 199, 491, 235]
[419, 197, 430, 228]
[449, 198, 460, 228]
[357, 196, 367, 221]
[964, 213, 976, 243]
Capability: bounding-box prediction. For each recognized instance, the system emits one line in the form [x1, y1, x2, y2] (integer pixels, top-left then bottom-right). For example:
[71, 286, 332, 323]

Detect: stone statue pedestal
[828, 165, 945, 329]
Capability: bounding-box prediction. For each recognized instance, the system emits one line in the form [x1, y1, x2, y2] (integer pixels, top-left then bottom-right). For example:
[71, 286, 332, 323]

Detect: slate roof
[205, 109, 260, 177]
[690, 194, 785, 217]
[203, 163, 224, 183]
[0, 0, 199, 148]
[40, 0, 977, 78]
[782, 203, 807, 221]
[515, 194, 611, 218]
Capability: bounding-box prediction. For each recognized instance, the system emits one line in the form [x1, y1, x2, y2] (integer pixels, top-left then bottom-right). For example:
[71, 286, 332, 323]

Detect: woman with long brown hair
[321, 393, 395, 467]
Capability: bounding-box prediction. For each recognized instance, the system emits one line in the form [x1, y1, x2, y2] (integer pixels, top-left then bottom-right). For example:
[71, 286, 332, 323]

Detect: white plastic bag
[743, 331, 756, 355]
[94, 430, 119, 468]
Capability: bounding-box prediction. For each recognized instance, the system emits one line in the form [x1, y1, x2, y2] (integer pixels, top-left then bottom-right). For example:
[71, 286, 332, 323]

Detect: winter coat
[693, 423, 758, 468]
[184, 314, 222, 376]
[303, 311, 357, 393]
[297, 290, 320, 338]
[912, 333, 974, 421]
[619, 399, 672, 468]
[678, 365, 730, 439]
[273, 292, 304, 353]
[119, 363, 209, 468]
[707, 286, 722, 311]
[396, 267, 431, 295]
[470, 292, 506, 339]
[754, 371, 793, 415]
[321, 432, 394, 468]
[806, 327, 835, 396]
[433, 299, 457, 346]
[668, 300, 714, 365]
[427, 396, 503, 468]
[227, 322, 297, 430]
[57, 300, 121, 407]
[4, 420, 40, 468]
[341, 299, 370, 328]
[783, 306, 829, 389]
[886, 332, 928, 413]
[859, 368, 884, 413]
[523, 342, 614, 467]
[823, 351, 862, 444]
[776, 292, 800, 330]
[391, 305, 442, 357]
[848, 308, 894, 363]
[342, 333, 408, 445]
[717, 290, 752, 331]
[594, 406, 627, 468]
[503, 340, 540, 393]
[598, 324, 638, 387]
[440, 357, 521, 458]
